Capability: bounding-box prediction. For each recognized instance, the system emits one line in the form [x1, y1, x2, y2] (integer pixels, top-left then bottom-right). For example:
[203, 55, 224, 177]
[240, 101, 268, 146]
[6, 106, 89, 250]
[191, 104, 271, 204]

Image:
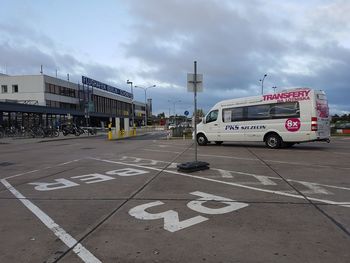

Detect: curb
[37, 134, 104, 143]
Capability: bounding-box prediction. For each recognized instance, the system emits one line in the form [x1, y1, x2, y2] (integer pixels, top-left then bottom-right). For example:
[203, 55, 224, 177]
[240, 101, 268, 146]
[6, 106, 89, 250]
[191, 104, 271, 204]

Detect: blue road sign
[184, 110, 189, 116]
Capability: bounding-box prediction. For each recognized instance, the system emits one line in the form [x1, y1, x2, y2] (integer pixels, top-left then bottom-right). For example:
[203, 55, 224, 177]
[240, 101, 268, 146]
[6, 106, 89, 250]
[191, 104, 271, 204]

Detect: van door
[204, 109, 221, 141]
[221, 107, 246, 141]
[315, 92, 330, 138]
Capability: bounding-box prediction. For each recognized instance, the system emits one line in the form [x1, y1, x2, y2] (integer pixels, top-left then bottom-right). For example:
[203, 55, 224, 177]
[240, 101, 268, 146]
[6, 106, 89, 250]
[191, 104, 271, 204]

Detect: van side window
[222, 101, 300, 122]
[206, 110, 218, 123]
[270, 102, 300, 118]
[223, 107, 244, 122]
[246, 105, 270, 120]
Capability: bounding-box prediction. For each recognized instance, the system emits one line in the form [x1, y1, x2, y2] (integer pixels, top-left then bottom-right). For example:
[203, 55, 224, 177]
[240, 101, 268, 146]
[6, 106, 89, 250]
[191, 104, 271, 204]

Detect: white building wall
[0, 75, 46, 105]
[43, 75, 80, 105]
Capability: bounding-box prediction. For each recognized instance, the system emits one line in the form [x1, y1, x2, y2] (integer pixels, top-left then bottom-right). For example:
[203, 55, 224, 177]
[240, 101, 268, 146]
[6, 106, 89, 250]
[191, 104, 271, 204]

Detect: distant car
[168, 124, 176, 129]
[179, 122, 190, 128]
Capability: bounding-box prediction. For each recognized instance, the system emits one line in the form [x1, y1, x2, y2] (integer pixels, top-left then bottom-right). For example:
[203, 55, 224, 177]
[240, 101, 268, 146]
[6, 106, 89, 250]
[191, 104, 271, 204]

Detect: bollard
[108, 123, 113, 140]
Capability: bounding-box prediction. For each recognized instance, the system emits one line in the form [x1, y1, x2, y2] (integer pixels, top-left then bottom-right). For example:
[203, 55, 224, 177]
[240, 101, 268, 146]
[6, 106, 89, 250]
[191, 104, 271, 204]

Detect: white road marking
[143, 148, 258, 161]
[129, 201, 208, 233]
[4, 169, 40, 180]
[4, 159, 82, 180]
[57, 159, 81, 166]
[90, 157, 350, 208]
[187, 191, 249, 215]
[0, 178, 101, 263]
[214, 168, 277, 185]
[129, 191, 248, 232]
[142, 148, 350, 170]
[29, 178, 79, 191]
[115, 156, 346, 192]
[216, 169, 233, 178]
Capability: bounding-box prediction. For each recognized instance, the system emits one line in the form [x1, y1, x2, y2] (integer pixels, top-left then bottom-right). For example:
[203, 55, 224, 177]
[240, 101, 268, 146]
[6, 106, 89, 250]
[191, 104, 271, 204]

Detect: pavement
[0, 133, 349, 262]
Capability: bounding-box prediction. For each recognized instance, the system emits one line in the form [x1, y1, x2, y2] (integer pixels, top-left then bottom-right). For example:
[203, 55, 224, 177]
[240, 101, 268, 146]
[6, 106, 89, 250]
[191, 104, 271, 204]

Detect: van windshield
[206, 110, 218, 123]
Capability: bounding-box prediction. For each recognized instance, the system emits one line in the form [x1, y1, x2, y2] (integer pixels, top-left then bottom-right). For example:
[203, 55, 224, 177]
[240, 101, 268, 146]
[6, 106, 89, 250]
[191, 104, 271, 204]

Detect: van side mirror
[202, 117, 206, 124]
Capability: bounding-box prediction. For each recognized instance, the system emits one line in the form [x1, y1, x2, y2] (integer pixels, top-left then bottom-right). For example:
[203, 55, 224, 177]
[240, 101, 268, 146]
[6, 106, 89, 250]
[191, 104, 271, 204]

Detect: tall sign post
[193, 61, 198, 162]
[177, 61, 209, 173]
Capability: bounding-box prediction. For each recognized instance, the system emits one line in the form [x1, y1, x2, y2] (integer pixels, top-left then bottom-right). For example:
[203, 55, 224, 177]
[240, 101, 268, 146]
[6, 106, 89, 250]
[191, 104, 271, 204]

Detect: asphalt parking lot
[1, 132, 349, 262]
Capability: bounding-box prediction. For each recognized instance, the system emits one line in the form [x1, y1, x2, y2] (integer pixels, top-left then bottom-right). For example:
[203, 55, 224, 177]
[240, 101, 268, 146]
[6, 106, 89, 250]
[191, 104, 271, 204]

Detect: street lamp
[168, 99, 181, 124]
[272, 86, 277, 94]
[134, 84, 156, 126]
[259, 74, 267, 95]
[126, 80, 134, 127]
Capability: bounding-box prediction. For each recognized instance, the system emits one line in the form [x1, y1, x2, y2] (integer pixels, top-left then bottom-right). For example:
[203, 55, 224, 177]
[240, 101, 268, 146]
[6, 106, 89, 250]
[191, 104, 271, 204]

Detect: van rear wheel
[197, 134, 208, 146]
[265, 134, 282, 149]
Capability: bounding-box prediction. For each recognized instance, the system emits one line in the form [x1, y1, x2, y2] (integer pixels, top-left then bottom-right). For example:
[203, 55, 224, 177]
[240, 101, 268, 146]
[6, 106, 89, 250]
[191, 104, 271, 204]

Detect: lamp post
[259, 74, 267, 95]
[126, 80, 134, 127]
[134, 85, 156, 126]
[272, 86, 277, 94]
[168, 99, 181, 125]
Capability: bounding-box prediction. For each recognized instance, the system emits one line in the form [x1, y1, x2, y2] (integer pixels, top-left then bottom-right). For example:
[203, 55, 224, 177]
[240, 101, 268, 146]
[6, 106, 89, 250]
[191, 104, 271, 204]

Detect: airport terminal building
[0, 74, 150, 129]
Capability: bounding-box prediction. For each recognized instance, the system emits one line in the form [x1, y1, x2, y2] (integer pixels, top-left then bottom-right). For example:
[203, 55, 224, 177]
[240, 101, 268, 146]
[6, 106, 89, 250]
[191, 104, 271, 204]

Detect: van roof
[214, 87, 316, 108]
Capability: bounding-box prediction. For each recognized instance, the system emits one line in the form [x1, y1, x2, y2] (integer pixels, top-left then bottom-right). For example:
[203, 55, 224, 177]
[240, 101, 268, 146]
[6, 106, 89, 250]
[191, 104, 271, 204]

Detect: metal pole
[127, 80, 134, 127]
[131, 83, 134, 127]
[194, 61, 198, 162]
[261, 74, 267, 95]
[144, 89, 147, 126]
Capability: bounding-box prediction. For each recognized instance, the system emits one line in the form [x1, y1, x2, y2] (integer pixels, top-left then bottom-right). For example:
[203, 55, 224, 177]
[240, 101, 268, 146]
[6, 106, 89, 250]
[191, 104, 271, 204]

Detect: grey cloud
[121, 0, 350, 114]
[1, 0, 349, 116]
[0, 23, 125, 88]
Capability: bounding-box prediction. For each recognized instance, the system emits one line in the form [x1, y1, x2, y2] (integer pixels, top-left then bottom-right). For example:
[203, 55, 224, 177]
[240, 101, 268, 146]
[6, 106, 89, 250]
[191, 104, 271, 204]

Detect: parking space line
[4, 159, 82, 180]
[0, 178, 102, 263]
[90, 157, 350, 208]
[143, 148, 259, 161]
[56, 159, 81, 166]
[143, 148, 350, 170]
[3, 169, 40, 180]
[121, 156, 350, 193]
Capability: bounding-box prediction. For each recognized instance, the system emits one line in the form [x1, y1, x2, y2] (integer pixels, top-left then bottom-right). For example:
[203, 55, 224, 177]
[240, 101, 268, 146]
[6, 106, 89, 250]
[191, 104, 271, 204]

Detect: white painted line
[4, 169, 40, 180]
[57, 159, 81, 166]
[216, 169, 233, 178]
[263, 159, 350, 170]
[0, 178, 101, 263]
[115, 155, 350, 192]
[4, 159, 82, 180]
[142, 148, 350, 170]
[90, 157, 350, 208]
[143, 149, 259, 161]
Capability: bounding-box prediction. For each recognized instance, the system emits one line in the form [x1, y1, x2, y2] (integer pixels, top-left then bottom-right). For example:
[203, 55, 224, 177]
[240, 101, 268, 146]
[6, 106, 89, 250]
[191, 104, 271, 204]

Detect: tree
[157, 112, 165, 118]
[193, 108, 205, 123]
[193, 109, 205, 117]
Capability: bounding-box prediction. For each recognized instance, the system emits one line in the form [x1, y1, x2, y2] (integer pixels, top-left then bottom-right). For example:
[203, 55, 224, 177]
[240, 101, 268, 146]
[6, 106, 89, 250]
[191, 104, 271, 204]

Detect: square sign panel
[187, 73, 203, 92]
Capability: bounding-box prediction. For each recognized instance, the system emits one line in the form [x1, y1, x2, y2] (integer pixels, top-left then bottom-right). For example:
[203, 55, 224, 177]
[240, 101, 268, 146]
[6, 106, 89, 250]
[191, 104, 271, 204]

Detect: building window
[1, 85, 8, 93]
[12, 85, 18, 93]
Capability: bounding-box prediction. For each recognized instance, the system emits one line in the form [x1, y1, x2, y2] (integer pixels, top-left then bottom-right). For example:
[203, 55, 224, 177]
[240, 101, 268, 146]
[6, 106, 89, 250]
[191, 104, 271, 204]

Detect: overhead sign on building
[82, 76, 133, 99]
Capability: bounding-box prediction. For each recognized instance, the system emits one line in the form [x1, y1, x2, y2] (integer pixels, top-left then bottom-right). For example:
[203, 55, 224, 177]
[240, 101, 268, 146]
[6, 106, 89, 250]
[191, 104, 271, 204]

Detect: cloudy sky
[1, 0, 349, 116]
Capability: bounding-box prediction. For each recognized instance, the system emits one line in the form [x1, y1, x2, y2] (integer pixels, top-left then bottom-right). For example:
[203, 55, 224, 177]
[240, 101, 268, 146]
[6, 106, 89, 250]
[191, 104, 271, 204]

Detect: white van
[196, 88, 330, 148]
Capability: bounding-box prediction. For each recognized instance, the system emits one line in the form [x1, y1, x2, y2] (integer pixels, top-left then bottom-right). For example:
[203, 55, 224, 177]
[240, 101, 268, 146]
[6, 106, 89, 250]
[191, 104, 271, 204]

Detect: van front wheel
[265, 134, 282, 149]
[197, 134, 208, 146]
